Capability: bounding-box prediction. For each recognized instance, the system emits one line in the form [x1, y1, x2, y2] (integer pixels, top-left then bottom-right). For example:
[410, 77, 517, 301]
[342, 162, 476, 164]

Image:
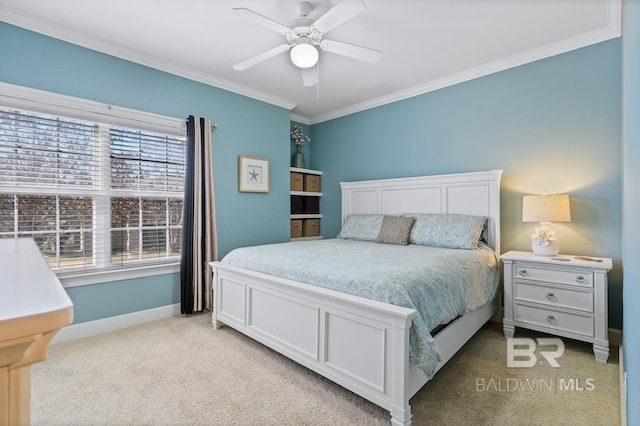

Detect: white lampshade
[522, 194, 571, 256]
[522, 194, 571, 223]
[290, 38, 318, 69]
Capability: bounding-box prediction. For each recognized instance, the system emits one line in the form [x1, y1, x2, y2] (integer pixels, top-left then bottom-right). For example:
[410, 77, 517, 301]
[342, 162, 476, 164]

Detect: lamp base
[532, 239, 560, 256]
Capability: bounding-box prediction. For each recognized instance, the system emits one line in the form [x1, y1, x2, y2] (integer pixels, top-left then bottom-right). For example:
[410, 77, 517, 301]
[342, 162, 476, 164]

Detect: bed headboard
[340, 169, 503, 254]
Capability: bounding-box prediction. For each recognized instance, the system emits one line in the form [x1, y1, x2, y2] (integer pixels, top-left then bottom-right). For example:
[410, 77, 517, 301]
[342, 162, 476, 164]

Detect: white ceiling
[0, 0, 620, 124]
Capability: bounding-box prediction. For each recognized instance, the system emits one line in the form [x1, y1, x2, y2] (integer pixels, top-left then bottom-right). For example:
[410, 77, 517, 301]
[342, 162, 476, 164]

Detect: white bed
[209, 169, 502, 425]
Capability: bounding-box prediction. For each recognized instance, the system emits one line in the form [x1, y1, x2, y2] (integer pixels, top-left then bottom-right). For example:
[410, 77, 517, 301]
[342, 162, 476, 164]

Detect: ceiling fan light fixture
[290, 38, 318, 68]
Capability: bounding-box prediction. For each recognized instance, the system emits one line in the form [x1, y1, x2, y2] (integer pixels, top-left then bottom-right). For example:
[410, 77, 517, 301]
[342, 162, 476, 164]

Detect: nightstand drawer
[514, 282, 593, 312]
[514, 303, 594, 337]
[514, 265, 593, 288]
[502, 250, 612, 363]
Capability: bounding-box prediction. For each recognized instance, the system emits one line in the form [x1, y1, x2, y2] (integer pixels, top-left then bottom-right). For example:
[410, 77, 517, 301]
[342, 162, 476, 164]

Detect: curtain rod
[185, 118, 219, 130]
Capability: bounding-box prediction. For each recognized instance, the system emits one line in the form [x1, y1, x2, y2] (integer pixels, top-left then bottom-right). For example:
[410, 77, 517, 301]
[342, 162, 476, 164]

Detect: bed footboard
[211, 261, 417, 426]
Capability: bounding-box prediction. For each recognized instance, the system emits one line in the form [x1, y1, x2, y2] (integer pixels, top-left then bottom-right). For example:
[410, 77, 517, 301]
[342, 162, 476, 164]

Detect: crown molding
[289, 113, 311, 125]
[311, 37, 621, 124]
[2, 0, 620, 126]
[310, 0, 621, 124]
[0, 11, 298, 111]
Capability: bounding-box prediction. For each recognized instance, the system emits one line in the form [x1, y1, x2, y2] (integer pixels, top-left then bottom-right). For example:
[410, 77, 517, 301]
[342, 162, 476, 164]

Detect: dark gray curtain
[180, 116, 217, 314]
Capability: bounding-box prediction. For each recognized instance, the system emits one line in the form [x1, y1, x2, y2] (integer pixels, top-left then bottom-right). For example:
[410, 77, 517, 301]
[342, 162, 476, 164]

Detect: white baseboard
[52, 303, 181, 345]
[620, 345, 627, 426]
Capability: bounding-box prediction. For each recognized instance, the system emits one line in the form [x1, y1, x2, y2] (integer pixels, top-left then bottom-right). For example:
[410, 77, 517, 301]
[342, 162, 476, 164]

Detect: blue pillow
[337, 214, 384, 241]
[403, 214, 487, 250]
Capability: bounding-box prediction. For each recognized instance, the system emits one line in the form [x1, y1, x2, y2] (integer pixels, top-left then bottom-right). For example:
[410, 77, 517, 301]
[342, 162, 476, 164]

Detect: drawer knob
[546, 292, 557, 302]
[519, 269, 528, 277]
[546, 315, 558, 324]
[576, 275, 586, 284]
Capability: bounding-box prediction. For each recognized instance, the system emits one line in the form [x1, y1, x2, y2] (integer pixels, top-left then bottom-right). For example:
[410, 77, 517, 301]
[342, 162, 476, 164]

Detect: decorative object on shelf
[522, 193, 571, 256]
[238, 156, 270, 192]
[292, 146, 305, 168]
[291, 125, 310, 168]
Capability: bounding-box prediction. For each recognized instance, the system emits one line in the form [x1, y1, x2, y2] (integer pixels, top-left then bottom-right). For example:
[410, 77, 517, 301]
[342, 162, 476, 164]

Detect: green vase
[292, 147, 305, 168]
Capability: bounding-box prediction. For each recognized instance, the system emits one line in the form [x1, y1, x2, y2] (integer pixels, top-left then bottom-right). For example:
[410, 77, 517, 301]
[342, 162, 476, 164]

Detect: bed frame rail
[212, 262, 416, 425]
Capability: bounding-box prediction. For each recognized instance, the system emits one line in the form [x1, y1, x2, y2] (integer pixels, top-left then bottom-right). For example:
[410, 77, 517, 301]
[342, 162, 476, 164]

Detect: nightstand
[502, 250, 613, 363]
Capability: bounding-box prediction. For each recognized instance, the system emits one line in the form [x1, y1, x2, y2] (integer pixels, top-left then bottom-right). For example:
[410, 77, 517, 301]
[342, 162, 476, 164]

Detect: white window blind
[0, 94, 185, 277]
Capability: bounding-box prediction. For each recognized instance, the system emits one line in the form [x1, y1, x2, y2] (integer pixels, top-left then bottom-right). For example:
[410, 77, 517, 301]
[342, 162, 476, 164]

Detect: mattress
[221, 238, 500, 378]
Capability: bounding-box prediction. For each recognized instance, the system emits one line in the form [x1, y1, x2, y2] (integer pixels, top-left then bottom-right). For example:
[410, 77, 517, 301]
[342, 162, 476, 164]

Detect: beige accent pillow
[376, 215, 416, 245]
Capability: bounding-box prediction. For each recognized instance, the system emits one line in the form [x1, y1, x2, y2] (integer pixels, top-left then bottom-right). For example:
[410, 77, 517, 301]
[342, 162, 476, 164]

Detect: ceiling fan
[231, 0, 382, 87]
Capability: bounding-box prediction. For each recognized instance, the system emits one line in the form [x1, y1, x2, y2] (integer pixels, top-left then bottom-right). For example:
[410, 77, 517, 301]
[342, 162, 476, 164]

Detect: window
[108, 127, 184, 266]
[0, 84, 185, 281]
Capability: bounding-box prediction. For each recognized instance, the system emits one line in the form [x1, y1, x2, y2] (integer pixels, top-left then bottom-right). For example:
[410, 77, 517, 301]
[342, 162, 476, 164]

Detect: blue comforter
[221, 238, 500, 378]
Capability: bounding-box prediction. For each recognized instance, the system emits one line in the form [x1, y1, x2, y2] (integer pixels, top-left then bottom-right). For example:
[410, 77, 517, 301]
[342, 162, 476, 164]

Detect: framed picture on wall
[238, 156, 270, 193]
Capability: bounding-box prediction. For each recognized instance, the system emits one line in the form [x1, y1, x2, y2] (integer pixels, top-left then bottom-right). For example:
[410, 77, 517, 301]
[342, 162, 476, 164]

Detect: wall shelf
[290, 167, 322, 240]
[290, 191, 322, 197]
[291, 214, 323, 220]
[290, 167, 323, 175]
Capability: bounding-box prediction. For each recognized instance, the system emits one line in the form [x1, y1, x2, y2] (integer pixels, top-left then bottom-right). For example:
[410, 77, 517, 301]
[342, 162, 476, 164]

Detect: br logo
[506, 338, 565, 368]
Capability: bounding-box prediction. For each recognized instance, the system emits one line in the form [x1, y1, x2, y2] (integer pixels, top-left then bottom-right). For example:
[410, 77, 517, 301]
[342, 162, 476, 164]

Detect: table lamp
[522, 193, 571, 256]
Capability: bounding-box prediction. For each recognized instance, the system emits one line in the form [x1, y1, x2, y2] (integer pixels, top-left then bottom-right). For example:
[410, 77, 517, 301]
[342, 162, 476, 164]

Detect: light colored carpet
[31, 313, 620, 425]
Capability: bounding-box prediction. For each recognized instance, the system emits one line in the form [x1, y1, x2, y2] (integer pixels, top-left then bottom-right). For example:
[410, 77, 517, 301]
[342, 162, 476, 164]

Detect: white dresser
[502, 250, 612, 363]
[0, 238, 74, 425]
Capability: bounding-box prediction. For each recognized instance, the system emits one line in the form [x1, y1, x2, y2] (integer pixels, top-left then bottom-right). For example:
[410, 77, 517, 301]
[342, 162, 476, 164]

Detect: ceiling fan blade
[302, 66, 318, 87]
[233, 44, 292, 71]
[311, 0, 365, 34]
[231, 8, 293, 35]
[320, 39, 381, 63]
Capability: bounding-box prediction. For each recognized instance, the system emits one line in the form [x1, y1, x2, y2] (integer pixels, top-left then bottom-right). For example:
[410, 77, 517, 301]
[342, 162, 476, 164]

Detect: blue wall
[622, 0, 640, 422]
[0, 22, 292, 323]
[0, 15, 634, 421]
[312, 40, 623, 329]
[0, 22, 626, 334]
[66, 274, 180, 322]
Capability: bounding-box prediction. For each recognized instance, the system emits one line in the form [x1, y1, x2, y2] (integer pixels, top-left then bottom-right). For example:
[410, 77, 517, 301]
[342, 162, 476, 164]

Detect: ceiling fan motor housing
[286, 20, 317, 44]
[288, 2, 320, 69]
[232, 0, 381, 85]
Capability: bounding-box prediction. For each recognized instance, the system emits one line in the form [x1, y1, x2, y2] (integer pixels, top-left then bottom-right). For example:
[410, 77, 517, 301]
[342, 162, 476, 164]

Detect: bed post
[390, 316, 413, 426]
[211, 266, 223, 329]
